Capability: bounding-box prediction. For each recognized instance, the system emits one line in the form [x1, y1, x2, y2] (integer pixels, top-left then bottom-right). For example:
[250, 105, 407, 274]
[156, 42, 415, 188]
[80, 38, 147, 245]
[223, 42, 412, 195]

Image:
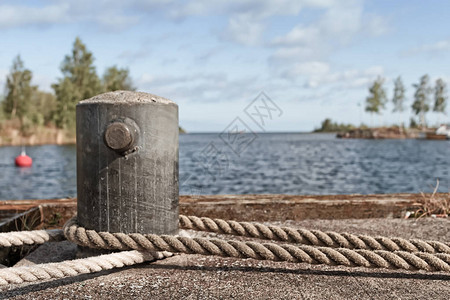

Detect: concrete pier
[2, 217, 449, 299]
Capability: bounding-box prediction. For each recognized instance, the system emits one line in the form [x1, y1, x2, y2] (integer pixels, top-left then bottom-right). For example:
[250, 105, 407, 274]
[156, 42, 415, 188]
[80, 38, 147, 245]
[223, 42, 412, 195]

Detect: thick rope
[0, 229, 64, 248]
[2, 215, 449, 256]
[179, 215, 450, 254]
[0, 250, 172, 286]
[63, 217, 450, 272]
[0, 215, 449, 287]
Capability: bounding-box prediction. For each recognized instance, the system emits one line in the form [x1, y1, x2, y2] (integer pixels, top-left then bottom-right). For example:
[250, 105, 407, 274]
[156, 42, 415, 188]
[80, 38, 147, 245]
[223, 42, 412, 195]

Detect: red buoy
[15, 152, 32, 167]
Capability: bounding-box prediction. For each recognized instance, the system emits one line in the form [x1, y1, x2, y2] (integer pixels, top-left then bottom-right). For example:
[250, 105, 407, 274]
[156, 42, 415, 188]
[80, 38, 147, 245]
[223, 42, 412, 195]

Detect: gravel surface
[1, 218, 449, 300]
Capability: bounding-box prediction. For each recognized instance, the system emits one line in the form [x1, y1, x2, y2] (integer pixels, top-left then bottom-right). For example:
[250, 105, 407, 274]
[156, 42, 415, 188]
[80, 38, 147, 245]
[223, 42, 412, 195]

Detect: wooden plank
[179, 193, 424, 221]
[0, 193, 431, 228]
[0, 198, 76, 211]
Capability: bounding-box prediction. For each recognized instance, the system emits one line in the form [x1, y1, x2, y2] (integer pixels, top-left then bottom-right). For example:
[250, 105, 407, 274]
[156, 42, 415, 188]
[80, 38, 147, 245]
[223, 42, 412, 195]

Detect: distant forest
[0, 37, 135, 135]
[315, 75, 448, 132]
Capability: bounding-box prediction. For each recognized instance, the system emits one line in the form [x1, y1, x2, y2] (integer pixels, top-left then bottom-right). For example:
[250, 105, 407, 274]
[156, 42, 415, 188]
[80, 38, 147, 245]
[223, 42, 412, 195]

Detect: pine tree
[52, 37, 102, 129]
[411, 75, 431, 128]
[29, 91, 57, 126]
[392, 76, 405, 113]
[3, 55, 36, 127]
[0, 95, 4, 121]
[433, 78, 447, 116]
[365, 77, 387, 125]
[103, 66, 136, 91]
[52, 78, 80, 130]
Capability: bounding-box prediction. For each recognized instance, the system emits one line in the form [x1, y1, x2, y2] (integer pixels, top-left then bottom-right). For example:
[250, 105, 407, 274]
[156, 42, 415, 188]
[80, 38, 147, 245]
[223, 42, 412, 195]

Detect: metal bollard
[76, 91, 179, 237]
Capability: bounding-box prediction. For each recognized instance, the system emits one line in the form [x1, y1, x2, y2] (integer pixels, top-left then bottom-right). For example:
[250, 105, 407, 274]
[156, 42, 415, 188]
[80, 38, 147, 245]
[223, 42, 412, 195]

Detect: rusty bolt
[104, 122, 134, 152]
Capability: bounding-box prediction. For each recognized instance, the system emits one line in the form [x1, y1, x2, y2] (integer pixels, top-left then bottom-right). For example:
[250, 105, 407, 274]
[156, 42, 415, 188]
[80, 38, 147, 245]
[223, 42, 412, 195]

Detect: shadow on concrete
[3, 262, 450, 299]
[0, 266, 134, 299]
[143, 263, 450, 281]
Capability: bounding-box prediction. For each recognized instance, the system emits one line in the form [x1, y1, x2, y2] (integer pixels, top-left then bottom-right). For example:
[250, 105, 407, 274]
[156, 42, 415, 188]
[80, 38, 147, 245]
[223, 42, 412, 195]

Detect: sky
[0, 0, 449, 132]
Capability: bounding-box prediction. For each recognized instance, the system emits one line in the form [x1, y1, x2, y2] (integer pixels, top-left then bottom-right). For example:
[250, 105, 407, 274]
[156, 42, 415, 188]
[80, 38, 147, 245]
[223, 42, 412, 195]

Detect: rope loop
[0, 214, 449, 287]
[63, 217, 450, 273]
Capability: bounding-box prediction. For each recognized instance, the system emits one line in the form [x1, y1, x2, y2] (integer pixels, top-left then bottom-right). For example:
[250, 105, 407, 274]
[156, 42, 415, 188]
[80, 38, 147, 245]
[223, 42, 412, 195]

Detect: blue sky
[0, 0, 449, 132]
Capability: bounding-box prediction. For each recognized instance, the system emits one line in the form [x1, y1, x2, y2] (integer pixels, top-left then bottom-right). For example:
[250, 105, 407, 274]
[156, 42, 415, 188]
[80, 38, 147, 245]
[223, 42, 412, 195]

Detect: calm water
[0, 133, 448, 200]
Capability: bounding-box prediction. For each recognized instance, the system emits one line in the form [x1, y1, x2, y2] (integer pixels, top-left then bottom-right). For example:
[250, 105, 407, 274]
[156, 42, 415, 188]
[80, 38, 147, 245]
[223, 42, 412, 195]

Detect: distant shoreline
[0, 125, 187, 147]
[0, 131, 336, 147]
[0, 128, 76, 147]
[2, 127, 438, 147]
[335, 127, 423, 139]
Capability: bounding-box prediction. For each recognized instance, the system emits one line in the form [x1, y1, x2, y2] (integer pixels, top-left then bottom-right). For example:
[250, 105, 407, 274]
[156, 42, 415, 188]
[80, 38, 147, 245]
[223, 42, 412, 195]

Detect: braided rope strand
[64, 218, 450, 272]
[0, 250, 172, 286]
[0, 229, 64, 248]
[179, 215, 450, 254]
[2, 215, 448, 256]
[0, 216, 449, 287]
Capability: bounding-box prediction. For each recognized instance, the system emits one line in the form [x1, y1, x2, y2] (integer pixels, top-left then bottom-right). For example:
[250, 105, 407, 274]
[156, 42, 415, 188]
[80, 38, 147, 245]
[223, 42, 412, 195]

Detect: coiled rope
[0, 215, 449, 286]
[0, 250, 172, 285]
[64, 217, 450, 272]
[179, 215, 450, 254]
[2, 215, 449, 254]
[0, 229, 64, 248]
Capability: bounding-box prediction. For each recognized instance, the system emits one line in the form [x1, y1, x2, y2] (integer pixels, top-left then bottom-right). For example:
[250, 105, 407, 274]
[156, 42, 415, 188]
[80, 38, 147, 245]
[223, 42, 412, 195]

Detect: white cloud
[271, 0, 364, 49]
[407, 40, 450, 55]
[269, 0, 389, 81]
[137, 71, 263, 104]
[169, 0, 313, 19]
[94, 12, 138, 31]
[0, 1, 167, 30]
[304, 65, 384, 89]
[0, 0, 388, 48]
[319, 1, 363, 42]
[117, 49, 152, 64]
[0, 0, 330, 31]
[138, 72, 227, 87]
[0, 4, 69, 29]
[364, 14, 390, 36]
[272, 26, 320, 47]
[283, 61, 331, 78]
[167, 0, 333, 46]
[270, 47, 318, 62]
[195, 46, 223, 62]
[169, 0, 338, 46]
[280, 61, 383, 89]
[222, 15, 265, 46]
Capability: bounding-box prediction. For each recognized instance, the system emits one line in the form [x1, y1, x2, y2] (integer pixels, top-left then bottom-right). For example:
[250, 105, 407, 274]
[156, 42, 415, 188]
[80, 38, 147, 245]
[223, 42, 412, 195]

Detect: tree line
[314, 118, 359, 133]
[0, 37, 135, 133]
[365, 75, 448, 128]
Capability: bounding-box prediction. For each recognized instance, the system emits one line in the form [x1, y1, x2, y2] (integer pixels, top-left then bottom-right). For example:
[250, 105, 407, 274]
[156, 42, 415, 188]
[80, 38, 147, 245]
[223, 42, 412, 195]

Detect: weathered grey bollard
[76, 91, 179, 238]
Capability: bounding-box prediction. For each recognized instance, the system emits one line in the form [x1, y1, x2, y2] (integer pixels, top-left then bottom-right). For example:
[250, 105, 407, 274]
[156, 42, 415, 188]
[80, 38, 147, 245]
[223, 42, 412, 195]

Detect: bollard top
[79, 91, 176, 105]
